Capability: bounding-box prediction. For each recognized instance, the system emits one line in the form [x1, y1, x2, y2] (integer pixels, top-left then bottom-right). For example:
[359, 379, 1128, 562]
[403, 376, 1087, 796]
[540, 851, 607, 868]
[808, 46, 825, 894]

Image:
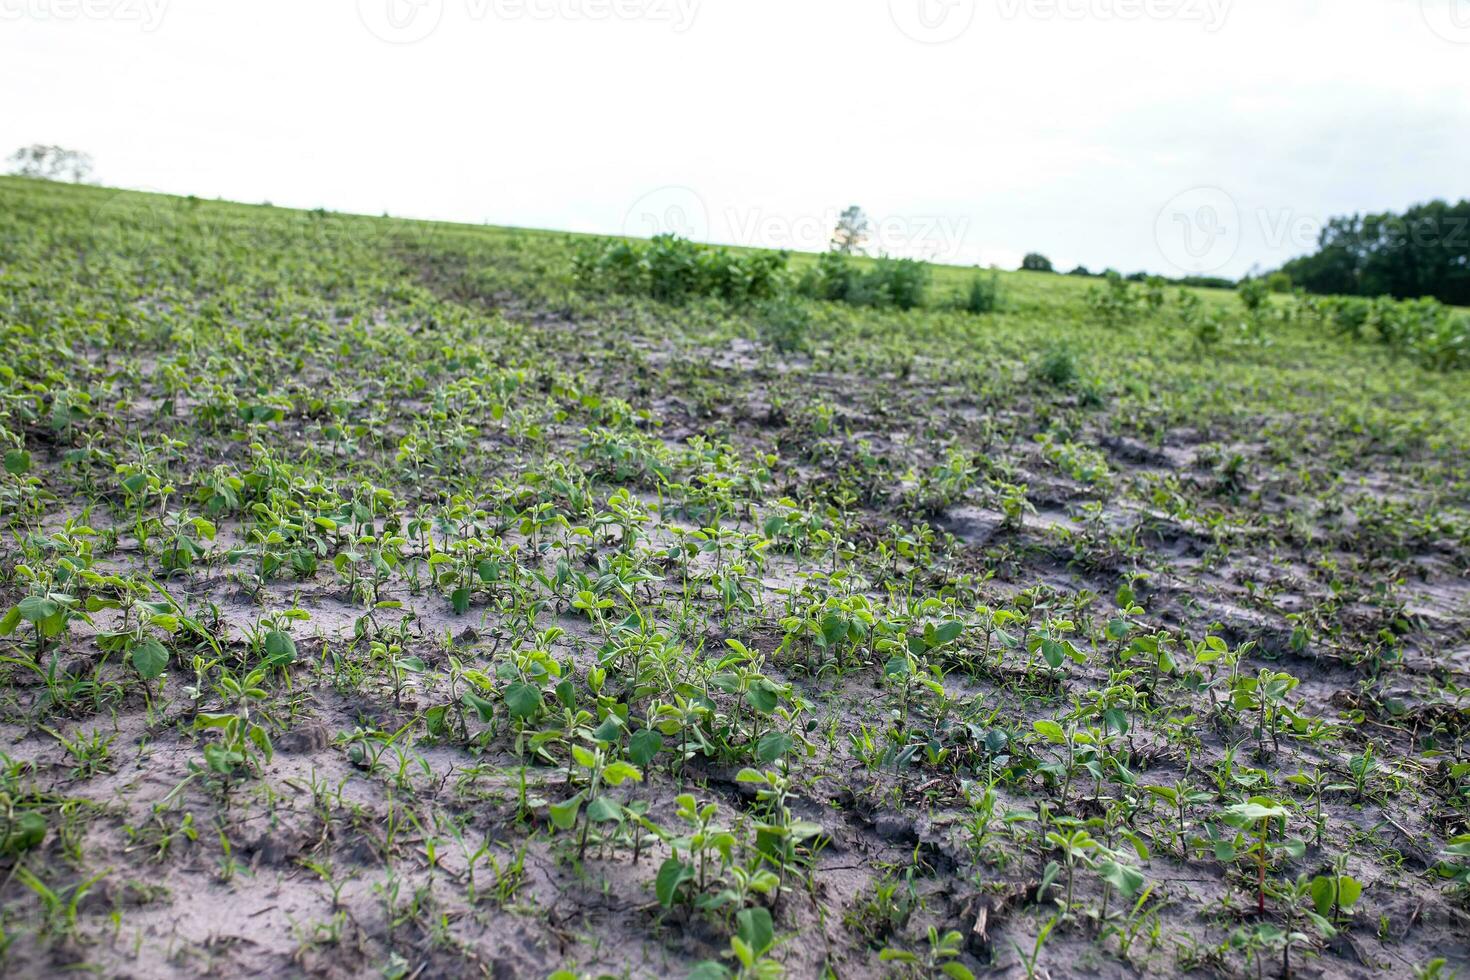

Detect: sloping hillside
[1, 178, 1467, 979]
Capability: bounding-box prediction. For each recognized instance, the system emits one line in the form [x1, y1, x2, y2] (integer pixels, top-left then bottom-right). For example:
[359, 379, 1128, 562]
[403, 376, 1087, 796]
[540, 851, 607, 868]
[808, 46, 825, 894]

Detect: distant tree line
[1021, 198, 1470, 304]
[1278, 199, 1470, 306]
[1022, 252, 1234, 290]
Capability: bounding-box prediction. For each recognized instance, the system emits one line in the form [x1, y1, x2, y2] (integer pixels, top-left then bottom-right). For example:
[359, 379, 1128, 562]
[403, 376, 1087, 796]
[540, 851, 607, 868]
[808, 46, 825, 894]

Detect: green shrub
[797, 252, 929, 310]
[802, 250, 859, 302]
[1308, 293, 1468, 370]
[1142, 276, 1167, 311]
[1237, 278, 1269, 315]
[1087, 272, 1139, 325]
[573, 234, 788, 305]
[1265, 271, 1293, 293]
[1325, 296, 1371, 339]
[1033, 345, 1078, 387]
[957, 271, 1000, 314]
[644, 233, 701, 302]
[867, 257, 929, 311]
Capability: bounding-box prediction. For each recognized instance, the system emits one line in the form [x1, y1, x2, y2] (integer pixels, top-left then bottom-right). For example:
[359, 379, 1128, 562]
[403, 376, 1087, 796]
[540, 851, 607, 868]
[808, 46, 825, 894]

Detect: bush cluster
[1307, 294, 1468, 371]
[574, 235, 956, 316]
[795, 252, 930, 310]
[572, 234, 788, 305]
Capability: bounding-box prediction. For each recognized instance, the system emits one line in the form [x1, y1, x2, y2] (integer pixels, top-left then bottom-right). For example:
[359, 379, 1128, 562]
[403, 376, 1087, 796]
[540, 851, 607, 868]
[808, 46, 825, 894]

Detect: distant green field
[1, 177, 1467, 979]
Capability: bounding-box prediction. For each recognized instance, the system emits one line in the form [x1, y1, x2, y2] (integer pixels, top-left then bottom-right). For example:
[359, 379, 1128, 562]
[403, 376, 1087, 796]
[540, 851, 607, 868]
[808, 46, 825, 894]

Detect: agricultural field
[2, 176, 1469, 979]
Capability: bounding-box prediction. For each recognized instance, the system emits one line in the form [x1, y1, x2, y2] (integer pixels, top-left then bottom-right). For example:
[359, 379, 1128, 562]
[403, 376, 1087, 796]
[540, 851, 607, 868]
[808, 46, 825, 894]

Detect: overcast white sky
[4, 0, 1469, 277]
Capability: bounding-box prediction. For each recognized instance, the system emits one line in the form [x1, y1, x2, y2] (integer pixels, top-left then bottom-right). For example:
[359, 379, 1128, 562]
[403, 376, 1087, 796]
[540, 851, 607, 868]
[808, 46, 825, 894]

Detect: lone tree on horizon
[830, 205, 870, 255]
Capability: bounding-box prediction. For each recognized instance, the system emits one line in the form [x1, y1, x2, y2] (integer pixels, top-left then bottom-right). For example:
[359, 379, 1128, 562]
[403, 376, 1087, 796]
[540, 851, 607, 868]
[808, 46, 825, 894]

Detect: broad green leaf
[592, 714, 625, 744]
[17, 595, 60, 624]
[4, 449, 31, 475]
[1032, 719, 1066, 744]
[0, 811, 45, 855]
[933, 620, 964, 645]
[587, 796, 623, 823]
[503, 682, 543, 721]
[710, 672, 741, 694]
[248, 724, 274, 761]
[756, 730, 793, 763]
[745, 681, 779, 714]
[263, 630, 296, 663]
[1310, 875, 1337, 916]
[462, 690, 495, 722]
[736, 906, 774, 956]
[130, 637, 169, 680]
[1097, 859, 1146, 899]
[819, 613, 847, 648]
[1038, 859, 1060, 898]
[1224, 799, 1287, 825]
[602, 761, 642, 786]
[549, 793, 583, 831]
[628, 728, 663, 766]
[655, 856, 694, 907]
